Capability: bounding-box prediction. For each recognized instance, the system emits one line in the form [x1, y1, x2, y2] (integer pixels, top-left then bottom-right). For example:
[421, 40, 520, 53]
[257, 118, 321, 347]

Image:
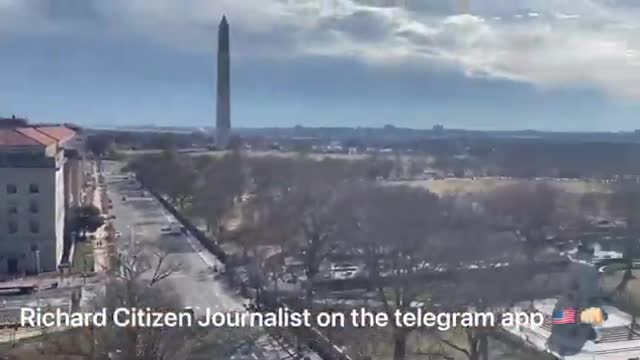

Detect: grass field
[118, 148, 370, 159]
[0, 328, 79, 360]
[116, 148, 437, 163]
[71, 240, 94, 274]
[118, 149, 610, 197]
[396, 178, 609, 196]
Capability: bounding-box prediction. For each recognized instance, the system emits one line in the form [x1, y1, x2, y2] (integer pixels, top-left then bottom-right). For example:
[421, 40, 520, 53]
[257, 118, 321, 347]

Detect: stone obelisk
[216, 15, 231, 149]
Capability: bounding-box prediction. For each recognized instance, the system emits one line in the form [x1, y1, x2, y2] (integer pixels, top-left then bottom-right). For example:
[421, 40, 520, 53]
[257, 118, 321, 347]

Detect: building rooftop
[15, 127, 57, 146]
[36, 126, 76, 143]
[0, 129, 43, 147]
[0, 126, 75, 148]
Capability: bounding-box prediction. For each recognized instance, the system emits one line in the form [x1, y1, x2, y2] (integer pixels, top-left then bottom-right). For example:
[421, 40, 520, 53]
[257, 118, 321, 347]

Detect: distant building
[0, 120, 80, 276]
[216, 15, 231, 149]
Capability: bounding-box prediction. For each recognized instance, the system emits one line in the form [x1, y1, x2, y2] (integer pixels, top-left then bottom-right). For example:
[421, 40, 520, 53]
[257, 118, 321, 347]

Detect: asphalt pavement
[102, 161, 247, 315]
[100, 161, 329, 360]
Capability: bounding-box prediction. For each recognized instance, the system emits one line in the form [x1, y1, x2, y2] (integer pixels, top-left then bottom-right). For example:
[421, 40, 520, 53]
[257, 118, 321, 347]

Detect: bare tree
[335, 184, 553, 360]
[41, 242, 202, 360]
[42, 240, 263, 360]
[579, 192, 608, 220]
[608, 183, 640, 338]
[336, 185, 447, 360]
[126, 151, 200, 210]
[108, 243, 186, 359]
[247, 156, 295, 197]
[244, 157, 366, 303]
[483, 182, 560, 261]
[406, 157, 430, 178]
[188, 153, 245, 237]
[609, 184, 640, 290]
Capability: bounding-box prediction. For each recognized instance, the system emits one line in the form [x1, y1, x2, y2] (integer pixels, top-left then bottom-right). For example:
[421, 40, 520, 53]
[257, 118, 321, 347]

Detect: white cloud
[289, 0, 640, 100]
[1, 0, 640, 99]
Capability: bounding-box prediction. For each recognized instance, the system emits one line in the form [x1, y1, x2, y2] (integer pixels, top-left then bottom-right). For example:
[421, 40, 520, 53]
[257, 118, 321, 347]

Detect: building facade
[0, 123, 77, 276]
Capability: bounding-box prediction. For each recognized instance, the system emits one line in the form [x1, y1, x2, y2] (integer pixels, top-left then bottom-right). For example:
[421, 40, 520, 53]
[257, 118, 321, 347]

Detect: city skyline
[1, 1, 640, 131]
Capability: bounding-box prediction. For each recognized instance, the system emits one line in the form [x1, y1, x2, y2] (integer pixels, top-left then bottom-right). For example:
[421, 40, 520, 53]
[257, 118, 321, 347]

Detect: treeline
[85, 131, 213, 157]
[125, 152, 398, 236]
[84, 127, 640, 180]
[428, 138, 640, 179]
[126, 150, 608, 360]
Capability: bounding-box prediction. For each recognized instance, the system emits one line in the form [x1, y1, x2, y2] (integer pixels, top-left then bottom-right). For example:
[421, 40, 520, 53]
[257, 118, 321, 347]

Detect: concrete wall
[63, 153, 83, 210]
[70, 157, 83, 207]
[55, 157, 66, 267]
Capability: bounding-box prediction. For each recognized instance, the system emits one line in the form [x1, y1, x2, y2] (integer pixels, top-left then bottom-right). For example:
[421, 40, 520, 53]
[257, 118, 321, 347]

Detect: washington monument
[216, 15, 231, 149]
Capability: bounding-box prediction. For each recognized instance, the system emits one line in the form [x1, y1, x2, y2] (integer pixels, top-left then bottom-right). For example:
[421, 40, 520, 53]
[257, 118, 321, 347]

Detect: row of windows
[5, 220, 40, 234]
[6, 184, 39, 194]
[6, 200, 39, 214]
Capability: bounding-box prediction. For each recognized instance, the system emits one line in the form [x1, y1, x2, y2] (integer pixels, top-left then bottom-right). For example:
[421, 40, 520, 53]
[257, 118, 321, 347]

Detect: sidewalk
[0, 326, 68, 345]
[88, 161, 112, 274]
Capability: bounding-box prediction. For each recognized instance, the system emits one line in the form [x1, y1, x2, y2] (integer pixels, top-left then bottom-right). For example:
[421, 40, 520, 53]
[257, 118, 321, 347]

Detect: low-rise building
[0, 120, 79, 276]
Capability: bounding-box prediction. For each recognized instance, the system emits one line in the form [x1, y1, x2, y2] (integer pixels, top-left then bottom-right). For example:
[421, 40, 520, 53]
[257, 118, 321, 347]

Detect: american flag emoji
[552, 308, 577, 325]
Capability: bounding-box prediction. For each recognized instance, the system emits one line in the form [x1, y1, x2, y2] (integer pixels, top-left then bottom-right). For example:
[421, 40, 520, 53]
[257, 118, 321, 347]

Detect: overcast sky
[1, 0, 640, 131]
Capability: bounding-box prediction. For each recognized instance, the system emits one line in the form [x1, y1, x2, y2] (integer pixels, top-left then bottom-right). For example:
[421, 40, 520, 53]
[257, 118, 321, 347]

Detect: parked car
[161, 223, 182, 235]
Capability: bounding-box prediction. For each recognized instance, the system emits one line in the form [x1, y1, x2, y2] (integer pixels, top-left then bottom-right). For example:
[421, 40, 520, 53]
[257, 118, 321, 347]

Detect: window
[29, 221, 39, 234]
[8, 221, 17, 234]
[29, 184, 39, 194]
[29, 200, 39, 214]
[7, 201, 18, 215]
[6, 184, 17, 194]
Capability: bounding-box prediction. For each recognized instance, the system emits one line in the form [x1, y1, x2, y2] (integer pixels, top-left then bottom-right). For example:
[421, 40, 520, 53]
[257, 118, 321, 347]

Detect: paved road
[102, 161, 247, 315]
[102, 159, 332, 308]
[100, 161, 327, 360]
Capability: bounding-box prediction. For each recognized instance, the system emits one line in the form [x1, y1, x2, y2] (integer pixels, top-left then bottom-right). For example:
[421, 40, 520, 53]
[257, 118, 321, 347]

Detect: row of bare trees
[126, 151, 640, 360]
[33, 239, 257, 360]
[581, 183, 640, 339]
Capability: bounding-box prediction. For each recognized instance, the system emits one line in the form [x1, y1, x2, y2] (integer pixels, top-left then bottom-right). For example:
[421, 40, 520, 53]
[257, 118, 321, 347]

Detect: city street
[101, 160, 323, 360]
[101, 161, 247, 315]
